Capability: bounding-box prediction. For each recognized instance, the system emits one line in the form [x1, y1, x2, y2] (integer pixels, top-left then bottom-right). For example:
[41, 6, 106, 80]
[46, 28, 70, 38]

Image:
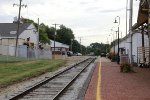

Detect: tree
[47, 27, 55, 40]
[22, 18, 50, 44]
[22, 18, 38, 29]
[39, 23, 50, 44]
[56, 25, 75, 45]
[87, 42, 110, 56]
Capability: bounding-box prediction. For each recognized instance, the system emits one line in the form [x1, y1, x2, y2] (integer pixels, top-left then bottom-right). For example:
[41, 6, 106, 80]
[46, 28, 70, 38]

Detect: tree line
[23, 18, 110, 56]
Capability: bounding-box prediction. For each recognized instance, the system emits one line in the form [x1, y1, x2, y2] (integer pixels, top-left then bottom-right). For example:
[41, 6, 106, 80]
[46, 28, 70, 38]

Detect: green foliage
[39, 23, 50, 44]
[120, 63, 134, 73]
[56, 25, 74, 45]
[72, 40, 81, 53]
[23, 18, 50, 44]
[108, 52, 117, 62]
[87, 42, 110, 56]
[22, 18, 111, 56]
[22, 18, 38, 30]
[47, 27, 55, 40]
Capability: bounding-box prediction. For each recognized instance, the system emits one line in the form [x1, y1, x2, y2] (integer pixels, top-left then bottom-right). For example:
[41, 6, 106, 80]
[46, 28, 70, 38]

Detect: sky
[0, 0, 139, 46]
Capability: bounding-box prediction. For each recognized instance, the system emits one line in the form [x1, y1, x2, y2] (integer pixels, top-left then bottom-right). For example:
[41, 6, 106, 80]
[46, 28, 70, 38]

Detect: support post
[148, 8, 150, 67]
[141, 25, 145, 63]
[129, 0, 133, 64]
[117, 26, 120, 64]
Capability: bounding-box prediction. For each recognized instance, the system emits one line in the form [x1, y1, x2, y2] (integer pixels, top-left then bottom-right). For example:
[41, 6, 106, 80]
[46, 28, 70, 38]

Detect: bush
[108, 52, 117, 62]
[120, 63, 134, 73]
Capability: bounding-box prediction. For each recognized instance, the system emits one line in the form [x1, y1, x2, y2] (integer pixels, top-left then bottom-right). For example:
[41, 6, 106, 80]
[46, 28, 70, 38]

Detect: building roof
[132, 0, 149, 30]
[0, 23, 31, 37]
[50, 40, 69, 48]
[112, 30, 141, 47]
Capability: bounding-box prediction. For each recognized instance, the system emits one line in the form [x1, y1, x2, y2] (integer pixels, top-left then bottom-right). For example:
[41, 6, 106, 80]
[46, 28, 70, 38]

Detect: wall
[0, 44, 52, 59]
[111, 32, 149, 63]
[19, 24, 38, 48]
[0, 38, 25, 46]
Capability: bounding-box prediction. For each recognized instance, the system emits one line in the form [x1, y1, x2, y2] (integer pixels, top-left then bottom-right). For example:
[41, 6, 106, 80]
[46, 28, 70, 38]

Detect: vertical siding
[132, 33, 141, 62]
[19, 24, 38, 48]
[111, 32, 149, 63]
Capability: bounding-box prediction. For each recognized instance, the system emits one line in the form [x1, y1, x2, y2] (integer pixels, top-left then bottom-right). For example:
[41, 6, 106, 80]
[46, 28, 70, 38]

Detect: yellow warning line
[96, 61, 101, 100]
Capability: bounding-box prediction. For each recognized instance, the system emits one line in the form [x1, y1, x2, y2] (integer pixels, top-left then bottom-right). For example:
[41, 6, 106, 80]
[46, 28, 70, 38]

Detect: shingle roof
[50, 40, 69, 48]
[0, 23, 31, 37]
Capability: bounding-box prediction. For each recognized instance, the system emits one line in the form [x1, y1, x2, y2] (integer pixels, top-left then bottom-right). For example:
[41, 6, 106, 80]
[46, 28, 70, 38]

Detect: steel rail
[52, 58, 95, 100]
[9, 57, 95, 100]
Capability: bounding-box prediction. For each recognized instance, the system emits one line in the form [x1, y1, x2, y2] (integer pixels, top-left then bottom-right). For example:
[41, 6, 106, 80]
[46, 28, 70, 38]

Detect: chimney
[13, 16, 23, 24]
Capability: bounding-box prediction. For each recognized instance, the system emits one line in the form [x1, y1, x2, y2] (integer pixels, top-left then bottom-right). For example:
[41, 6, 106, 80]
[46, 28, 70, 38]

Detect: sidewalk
[84, 57, 150, 100]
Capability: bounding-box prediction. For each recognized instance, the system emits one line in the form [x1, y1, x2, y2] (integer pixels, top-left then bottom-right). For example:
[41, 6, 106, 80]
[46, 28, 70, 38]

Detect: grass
[0, 59, 65, 87]
[0, 55, 28, 62]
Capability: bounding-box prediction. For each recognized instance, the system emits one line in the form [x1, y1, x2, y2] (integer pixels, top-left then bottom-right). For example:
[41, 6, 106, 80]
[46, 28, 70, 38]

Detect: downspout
[141, 25, 146, 63]
[148, 0, 150, 67]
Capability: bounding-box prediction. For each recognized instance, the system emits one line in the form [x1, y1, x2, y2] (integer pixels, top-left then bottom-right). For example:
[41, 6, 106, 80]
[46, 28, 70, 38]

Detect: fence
[0, 45, 52, 62]
[137, 47, 149, 65]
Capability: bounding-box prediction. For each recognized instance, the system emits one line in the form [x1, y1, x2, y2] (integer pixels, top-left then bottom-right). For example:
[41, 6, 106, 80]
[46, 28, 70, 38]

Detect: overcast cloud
[0, 0, 139, 46]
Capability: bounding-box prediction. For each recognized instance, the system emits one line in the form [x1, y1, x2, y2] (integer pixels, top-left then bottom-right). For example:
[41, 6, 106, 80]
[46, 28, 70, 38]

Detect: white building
[0, 23, 39, 47]
[0, 22, 40, 57]
[50, 40, 69, 55]
[111, 30, 149, 64]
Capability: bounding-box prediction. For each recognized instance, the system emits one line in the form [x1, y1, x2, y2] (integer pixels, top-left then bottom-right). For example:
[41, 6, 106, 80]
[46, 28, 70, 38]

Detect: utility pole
[126, 0, 129, 36]
[114, 31, 118, 54]
[37, 18, 40, 48]
[80, 37, 82, 54]
[71, 39, 73, 51]
[107, 37, 109, 44]
[13, 0, 27, 56]
[121, 32, 122, 38]
[111, 28, 115, 54]
[52, 24, 61, 59]
[129, 0, 133, 64]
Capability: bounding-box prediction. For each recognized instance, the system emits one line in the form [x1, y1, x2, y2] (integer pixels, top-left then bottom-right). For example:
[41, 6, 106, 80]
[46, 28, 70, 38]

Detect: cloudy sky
[0, 0, 139, 46]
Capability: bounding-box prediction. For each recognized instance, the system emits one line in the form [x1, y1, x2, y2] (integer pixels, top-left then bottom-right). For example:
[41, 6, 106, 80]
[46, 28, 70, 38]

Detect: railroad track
[9, 57, 95, 100]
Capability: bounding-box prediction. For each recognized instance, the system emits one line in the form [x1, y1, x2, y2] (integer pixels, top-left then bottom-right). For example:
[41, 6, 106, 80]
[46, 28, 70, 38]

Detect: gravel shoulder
[0, 56, 89, 100]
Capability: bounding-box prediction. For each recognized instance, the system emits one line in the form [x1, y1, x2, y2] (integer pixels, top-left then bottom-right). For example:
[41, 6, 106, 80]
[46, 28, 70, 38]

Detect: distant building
[0, 21, 39, 56]
[50, 40, 69, 55]
[0, 22, 39, 48]
[111, 30, 149, 64]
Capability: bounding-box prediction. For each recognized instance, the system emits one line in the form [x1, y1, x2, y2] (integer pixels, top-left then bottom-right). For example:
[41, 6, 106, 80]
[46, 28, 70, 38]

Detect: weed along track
[9, 57, 95, 100]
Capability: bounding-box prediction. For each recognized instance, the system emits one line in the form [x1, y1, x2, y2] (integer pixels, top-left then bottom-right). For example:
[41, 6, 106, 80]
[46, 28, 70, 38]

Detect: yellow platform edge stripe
[96, 61, 101, 100]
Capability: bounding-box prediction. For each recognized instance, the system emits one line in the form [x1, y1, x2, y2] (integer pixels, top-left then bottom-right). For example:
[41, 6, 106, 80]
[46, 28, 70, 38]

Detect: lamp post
[111, 28, 115, 54]
[114, 16, 120, 64]
[71, 39, 73, 51]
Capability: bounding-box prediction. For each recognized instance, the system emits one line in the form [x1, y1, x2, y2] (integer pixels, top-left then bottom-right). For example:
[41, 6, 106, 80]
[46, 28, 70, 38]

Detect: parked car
[67, 51, 73, 56]
[76, 52, 82, 56]
[101, 53, 106, 57]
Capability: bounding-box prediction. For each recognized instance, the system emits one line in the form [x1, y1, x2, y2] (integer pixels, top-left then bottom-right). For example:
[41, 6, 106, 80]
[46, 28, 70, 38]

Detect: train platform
[84, 57, 150, 100]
